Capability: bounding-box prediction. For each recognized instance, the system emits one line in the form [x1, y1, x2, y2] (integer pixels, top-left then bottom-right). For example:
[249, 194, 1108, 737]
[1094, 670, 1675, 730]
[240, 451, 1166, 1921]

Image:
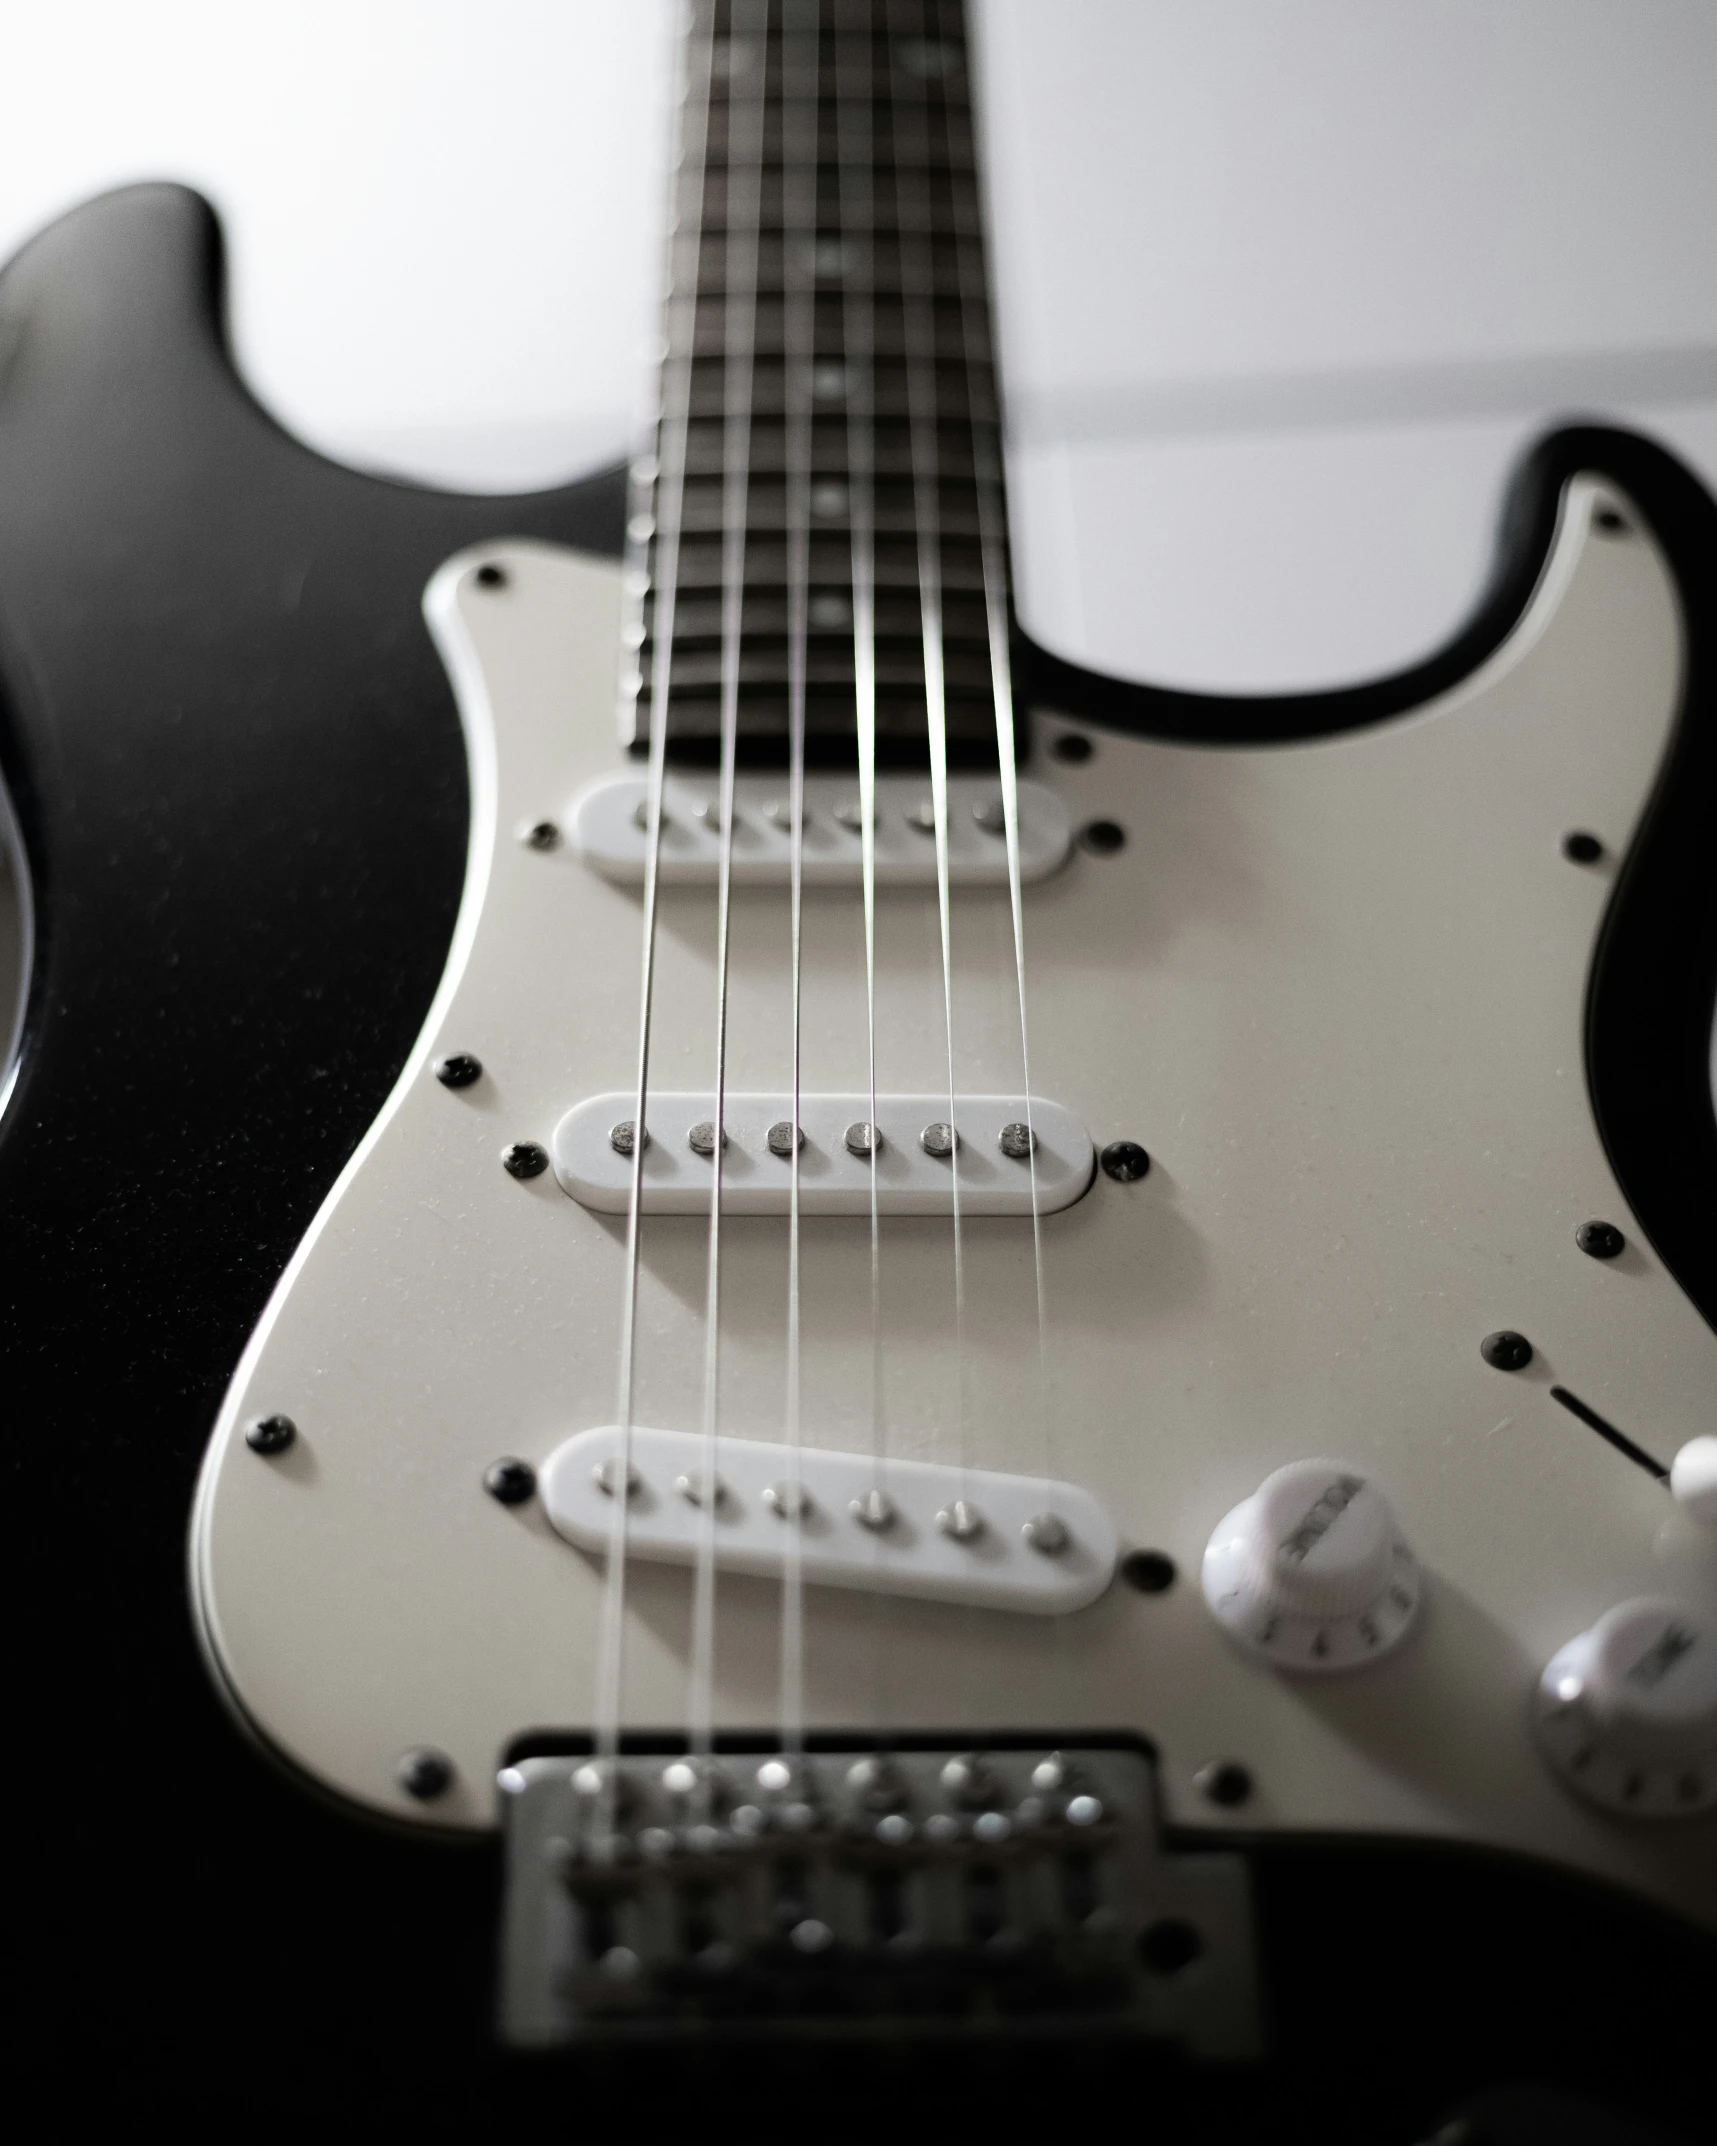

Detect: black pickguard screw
[485, 1457, 536, 1505]
[1139, 1918, 1204, 1974]
[504, 1143, 549, 1180]
[1576, 1220, 1625, 1260]
[1480, 1330, 1533, 1371]
[436, 1053, 482, 1089]
[475, 562, 509, 588]
[1194, 1761, 1253, 1809]
[1593, 508, 1630, 536]
[245, 1413, 296, 1455]
[1101, 1140, 1151, 1183]
[524, 820, 561, 851]
[1081, 819, 1126, 855]
[1562, 830, 1604, 864]
[398, 1748, 454, 1801]
[1050, 732, 1093, 763]
[1122, 1549, 1177, 1593]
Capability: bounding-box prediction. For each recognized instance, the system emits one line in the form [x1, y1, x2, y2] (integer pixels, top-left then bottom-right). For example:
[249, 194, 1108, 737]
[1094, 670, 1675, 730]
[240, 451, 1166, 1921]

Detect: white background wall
[0, 0, 1712, 693]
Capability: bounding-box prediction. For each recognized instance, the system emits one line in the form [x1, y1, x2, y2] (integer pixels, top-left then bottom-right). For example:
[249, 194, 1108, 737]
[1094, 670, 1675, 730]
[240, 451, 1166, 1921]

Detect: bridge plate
[498, 1744, 1260, 2050]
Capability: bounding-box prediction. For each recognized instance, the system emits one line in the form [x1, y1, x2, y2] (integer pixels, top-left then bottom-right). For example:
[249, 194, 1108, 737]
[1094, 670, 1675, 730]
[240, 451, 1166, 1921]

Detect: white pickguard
[190, 477, 1717, 1929]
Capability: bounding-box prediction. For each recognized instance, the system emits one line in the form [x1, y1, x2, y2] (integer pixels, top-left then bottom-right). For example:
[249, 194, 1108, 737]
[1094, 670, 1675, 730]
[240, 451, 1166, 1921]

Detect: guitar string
[594, 1, 717, 1802]
[777, 0, 820, 1766]
[947, 18, 1056, 1496]
[836, 18, 886, 1532]
[688, 0, 770, 1780]
[891, 1, 968, 1493]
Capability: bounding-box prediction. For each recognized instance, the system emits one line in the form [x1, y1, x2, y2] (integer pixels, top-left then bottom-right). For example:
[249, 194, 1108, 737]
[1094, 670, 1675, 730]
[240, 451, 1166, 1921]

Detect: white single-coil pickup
[551, 1093, 1093, 1216]
[540, 1425, 1117, 1614]
[568, 772, 1073, 887]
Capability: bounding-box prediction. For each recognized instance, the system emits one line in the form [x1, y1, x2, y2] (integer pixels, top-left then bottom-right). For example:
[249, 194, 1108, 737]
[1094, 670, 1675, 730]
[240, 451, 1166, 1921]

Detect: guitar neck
[628, 0, 1011, 765]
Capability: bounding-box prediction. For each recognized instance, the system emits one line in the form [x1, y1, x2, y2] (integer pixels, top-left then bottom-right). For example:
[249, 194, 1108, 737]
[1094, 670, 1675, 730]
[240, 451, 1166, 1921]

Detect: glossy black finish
[0, 184, 623, 2116]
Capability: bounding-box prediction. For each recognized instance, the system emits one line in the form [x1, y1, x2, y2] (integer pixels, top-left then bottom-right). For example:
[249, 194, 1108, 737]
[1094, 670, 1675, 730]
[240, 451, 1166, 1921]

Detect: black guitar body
[3, 187, 1713, 2141]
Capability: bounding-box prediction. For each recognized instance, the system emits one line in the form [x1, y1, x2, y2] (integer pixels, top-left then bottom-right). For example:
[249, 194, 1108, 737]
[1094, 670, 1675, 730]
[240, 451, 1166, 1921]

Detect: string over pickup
[567, 772, 1073, 886]
[551, 1092, 1094, 1215]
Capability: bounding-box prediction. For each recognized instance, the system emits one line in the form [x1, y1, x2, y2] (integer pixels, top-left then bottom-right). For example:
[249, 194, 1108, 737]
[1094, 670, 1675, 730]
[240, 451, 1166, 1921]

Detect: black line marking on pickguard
[1549, 1386, 1670, 1482]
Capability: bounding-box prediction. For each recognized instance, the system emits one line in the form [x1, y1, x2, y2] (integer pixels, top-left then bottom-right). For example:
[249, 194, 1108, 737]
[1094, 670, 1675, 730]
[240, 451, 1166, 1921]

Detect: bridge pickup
[551, 1092, 1094, 1216]
[540, 1425, 1117, 1614]
[567, 771, 1073, 887]
[498, 1745, 1260, 2052]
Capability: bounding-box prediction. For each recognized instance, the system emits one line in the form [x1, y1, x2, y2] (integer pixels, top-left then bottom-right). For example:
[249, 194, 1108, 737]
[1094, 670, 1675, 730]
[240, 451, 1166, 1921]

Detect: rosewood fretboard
[626, 0, 1012, 765]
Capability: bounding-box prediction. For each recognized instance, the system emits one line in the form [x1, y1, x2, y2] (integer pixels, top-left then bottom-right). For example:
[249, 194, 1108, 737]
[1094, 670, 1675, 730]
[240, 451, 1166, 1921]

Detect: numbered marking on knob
[1202, 1459, 1421, 1674]
[1535, 1598, 1717, 1819]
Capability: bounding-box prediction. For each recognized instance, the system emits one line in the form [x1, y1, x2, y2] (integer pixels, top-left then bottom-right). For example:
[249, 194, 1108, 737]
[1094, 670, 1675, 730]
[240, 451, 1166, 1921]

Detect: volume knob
[1535, 1598, 1717, 1818]
[1202, 1458, 1421, 1673]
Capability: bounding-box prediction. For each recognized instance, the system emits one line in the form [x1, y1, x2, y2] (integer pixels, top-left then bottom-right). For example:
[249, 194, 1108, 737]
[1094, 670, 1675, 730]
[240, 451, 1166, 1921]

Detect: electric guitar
[4, 1, 1714, 2134]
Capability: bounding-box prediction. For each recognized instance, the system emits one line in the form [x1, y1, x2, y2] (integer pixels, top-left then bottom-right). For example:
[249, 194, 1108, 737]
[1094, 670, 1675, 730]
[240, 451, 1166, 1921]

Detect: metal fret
[631, 0, 1009, 764]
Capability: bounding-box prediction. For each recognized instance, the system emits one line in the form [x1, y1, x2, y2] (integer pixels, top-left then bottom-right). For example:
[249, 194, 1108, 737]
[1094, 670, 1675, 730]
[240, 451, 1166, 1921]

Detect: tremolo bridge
[500, 1745, 1258, 2051]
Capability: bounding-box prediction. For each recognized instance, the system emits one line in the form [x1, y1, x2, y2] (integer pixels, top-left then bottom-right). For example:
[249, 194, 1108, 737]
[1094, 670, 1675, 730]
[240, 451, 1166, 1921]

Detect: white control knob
[1535, 1598, 1717, 1817]
[1670, 1437, 1717, 1526]
[1202, 1459, 1421, 1673]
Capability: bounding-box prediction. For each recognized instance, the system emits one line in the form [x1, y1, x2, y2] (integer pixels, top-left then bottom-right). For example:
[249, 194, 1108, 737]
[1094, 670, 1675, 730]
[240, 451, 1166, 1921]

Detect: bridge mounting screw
[398, 1747, 454, 1800]
[1576, 1220, 1625, 1260]
[484, 1457, 536, 1505]
[244, 1413, 296, 1456]
[850, 1487, 897, 1532]
[523, 819, 560, 851]
[1101, 1140, 1151, 1182]
[435, 1053, 482, 1089]
[1481, 1330, 1534, 1371]
[503, 1142, 548, 1179]
[1195, 1760, 1254, 1809]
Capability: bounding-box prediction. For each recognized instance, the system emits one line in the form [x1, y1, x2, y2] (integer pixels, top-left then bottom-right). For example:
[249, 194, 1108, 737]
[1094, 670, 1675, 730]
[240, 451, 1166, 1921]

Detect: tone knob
[1535, 1598, 1717, 1818]
[1201, 1458, 1421, 1672]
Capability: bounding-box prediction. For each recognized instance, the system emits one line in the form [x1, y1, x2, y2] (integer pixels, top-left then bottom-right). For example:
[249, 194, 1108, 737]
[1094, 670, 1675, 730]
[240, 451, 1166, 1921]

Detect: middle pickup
[551, 1093, 1095, 1216]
